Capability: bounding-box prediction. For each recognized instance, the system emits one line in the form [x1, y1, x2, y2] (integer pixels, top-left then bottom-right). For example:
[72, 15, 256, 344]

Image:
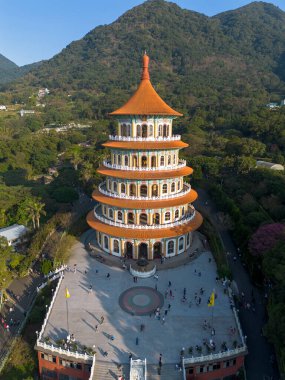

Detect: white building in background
[256, 160, 284, 171]
[0, 105, 7, 111]
[0, 224, 29, 246]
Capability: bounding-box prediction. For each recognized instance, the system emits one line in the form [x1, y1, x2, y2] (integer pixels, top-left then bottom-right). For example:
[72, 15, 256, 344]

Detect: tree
[21, 197, 46, 229]
[248, 223, 285, 257]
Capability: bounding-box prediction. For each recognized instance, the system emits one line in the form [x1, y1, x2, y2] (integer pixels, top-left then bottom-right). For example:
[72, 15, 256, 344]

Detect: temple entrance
[138, 243, 148, 259]
[125, 242, 133, 259]
[153, 242, 162, 259]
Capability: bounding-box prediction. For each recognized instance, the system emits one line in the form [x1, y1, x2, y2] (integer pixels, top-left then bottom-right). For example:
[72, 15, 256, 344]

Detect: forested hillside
[5, 0, 285, 118]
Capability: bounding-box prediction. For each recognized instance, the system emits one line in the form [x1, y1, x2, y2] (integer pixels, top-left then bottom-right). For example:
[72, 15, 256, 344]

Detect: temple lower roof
[102, 140, 188, 150]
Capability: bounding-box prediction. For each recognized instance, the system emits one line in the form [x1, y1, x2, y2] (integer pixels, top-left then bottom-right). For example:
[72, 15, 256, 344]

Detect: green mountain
[0, 53, 40, 85]
[4, 0, 285, 116]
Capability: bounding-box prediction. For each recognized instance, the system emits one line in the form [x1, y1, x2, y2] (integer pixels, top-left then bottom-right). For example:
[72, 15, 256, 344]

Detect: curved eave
[87, 211, 203, 239]
[92, 189, 198, 209]
[102, 141, 188, 150]
[97, 166, 193, 180]
[109, 79, 183, 117]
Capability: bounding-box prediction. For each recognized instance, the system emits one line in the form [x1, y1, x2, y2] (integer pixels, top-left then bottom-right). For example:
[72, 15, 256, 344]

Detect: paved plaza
[42, 232, 242, 365]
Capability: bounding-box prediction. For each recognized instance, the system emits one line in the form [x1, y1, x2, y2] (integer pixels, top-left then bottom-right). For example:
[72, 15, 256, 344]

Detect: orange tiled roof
[92, 189, 198, 209]
[102, 140, 188, 150]
[97, 165, 193, 180]
[87, 210, 203, 239]
[110, 54, 182, 117]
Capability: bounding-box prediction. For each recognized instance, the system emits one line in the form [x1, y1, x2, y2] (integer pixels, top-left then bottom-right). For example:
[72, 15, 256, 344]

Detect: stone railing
[37, 273, 63, 292]
[130, 358, 147, 380]
[89, 355, 96, 379]
[183, 346, 247, 365]
[38, 274, 63, 340]
[103, 159, 186, 171]
[37, 341, 94, 362]
[130, 265, 156, 278]
[94, 206, 196, 229]
[109, 135, 181, 141]
[98, 182, 191, 201]
[44, 264, 67, 279]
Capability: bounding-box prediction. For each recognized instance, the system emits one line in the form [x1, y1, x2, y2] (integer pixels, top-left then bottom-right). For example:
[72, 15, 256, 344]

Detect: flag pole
[66, 298, 69, 334]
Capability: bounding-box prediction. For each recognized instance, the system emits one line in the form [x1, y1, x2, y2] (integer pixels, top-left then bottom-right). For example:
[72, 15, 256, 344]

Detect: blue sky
[1, 0, 284, 66]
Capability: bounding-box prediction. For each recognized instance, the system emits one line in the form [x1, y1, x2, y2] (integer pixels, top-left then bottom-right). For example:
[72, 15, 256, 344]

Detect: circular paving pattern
[119, 286, 164, 316]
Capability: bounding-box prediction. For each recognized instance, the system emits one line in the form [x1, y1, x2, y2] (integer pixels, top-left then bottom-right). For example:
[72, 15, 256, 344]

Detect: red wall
[186, 355, 245, 380]
[38, 351, 91, 380]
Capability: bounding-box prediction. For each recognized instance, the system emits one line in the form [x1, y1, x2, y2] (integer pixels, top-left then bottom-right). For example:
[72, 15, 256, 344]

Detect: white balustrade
[89, 355, 96, 379]
[183, 346, 247, 365]
[98, 182, 191, 200]
[109, 135, 181, 142]
[103, 159, 186, 171]
[94, 205, 196, 229]
[36, 341, 94, 361]
[130, 265, 156, 278]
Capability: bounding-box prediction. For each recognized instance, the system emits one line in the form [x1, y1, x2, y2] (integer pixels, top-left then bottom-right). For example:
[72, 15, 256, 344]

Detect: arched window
[151, 156, 156, 168]
[133, 156, 138, 167]
[168, 240, 174, 254]
[129, 184, 136, 196]
[140, 213, 148, 225]
[173, 155, 177, 164]
[149, 125, 153, 137]
[107, 179, 111, 190]
[163, 124, 169, 137]
[98, 232, 102, 245]
[126, 124, 131, 137]
[113, 239, 119, 253]
[165, 212, 171, 222]
[175, 209, 179, 219]
[136, 125, 141, 137]
[128, 212, 134, 224]
[117, 211, 123, 221]
[142, 124, 148, 138]
[162, 184, 168, 194]
[103, 206, 107, 215]
[121, 183, 126, 194]
[182, 207, 185, 216]
[152, 184, 158, 197]
[171, 182, 175, 192]
[179, 237, 184, 251]
[153, 213, 160, 224]
[168, 155, 171, 165]
[140, 185, 147, 197]
[178, 181, 181, 190]
[158, 125, 163, 137]
[160, 156, 165, 166]
[113, 182, 117, 192]
[124, 156, 129, 166]
[141, 156, 147, 167]
[121, 123, 127, 137]
[104, 236, 109, 249]
[109, 208, 114, 219]
[117, 155, 122, 166]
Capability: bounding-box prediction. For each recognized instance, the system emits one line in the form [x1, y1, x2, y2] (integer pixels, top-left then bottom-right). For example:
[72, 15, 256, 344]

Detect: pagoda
[87, 54, 203, 260]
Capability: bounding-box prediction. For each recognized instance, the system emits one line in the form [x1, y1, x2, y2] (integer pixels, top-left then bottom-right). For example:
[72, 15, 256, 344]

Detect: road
[196, 187, 279, 380]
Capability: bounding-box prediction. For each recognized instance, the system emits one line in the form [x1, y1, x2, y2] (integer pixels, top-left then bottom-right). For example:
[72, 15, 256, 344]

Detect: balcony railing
[94, 205, 196, 229]
[109, 135, 181, 142]
[98, 182, 192, 201]
[37, 341, 94, 361]
[182, 345, 247, 365]
[103, 159, 186, 171]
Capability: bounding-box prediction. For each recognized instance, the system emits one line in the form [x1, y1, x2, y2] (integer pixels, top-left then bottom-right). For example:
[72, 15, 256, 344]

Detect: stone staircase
[146, 363, 184, 380]
[92, 360, 130, 380]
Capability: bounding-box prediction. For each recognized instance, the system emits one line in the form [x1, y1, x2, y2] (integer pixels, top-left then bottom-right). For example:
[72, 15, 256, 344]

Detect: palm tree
[25, 197, 46, 230]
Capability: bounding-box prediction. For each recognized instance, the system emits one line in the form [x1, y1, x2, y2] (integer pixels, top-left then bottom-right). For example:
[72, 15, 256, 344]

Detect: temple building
[87, 53, 203, 260]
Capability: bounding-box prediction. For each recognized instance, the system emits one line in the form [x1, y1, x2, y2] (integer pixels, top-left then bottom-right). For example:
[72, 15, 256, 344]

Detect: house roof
[87, 210, 203, 239]
[92, 188, 198, 209]
[0, 224, 28, 242]
[110, 54, 182, 117]
[97, 165, 193, 180]
[102, 140, 188, 150]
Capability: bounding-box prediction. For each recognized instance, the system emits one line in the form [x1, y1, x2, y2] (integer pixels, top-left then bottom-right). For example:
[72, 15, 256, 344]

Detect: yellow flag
[208, 291, 215, 307]
[65, 288, 70, 299]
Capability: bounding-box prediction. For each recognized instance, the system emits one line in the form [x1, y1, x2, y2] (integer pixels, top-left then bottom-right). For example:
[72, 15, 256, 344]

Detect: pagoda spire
[141, 52, 150, 81]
